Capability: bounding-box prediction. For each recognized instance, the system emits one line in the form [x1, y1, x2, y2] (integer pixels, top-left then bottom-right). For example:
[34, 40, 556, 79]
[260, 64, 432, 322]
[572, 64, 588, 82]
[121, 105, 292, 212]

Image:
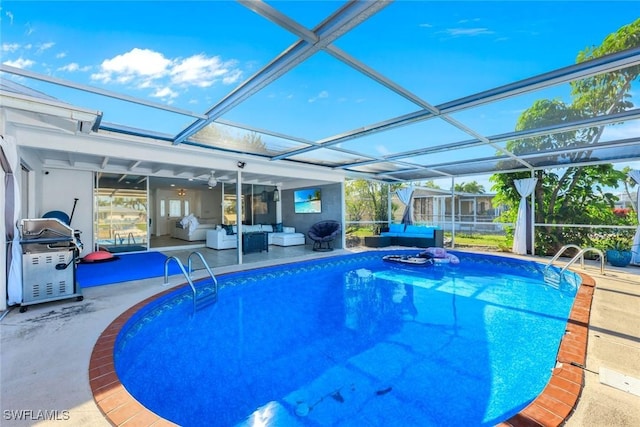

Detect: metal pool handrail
[546, 244, 604, 275]
[164, 253, 218, 315]
[163, 256, 198, 314]
[188, 251, 218, 307]
[561, 247, 604, 275]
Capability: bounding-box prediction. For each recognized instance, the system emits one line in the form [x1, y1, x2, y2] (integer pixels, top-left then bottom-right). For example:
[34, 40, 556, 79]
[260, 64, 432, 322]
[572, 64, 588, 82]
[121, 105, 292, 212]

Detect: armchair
[308, 220, 341, 252]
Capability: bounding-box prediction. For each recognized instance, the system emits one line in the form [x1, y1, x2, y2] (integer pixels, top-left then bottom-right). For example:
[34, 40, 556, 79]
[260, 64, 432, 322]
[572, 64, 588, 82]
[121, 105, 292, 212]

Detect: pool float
[81, 248, 118, 263]
[383, 252, 434, 266]
[419, 247, 460, 265]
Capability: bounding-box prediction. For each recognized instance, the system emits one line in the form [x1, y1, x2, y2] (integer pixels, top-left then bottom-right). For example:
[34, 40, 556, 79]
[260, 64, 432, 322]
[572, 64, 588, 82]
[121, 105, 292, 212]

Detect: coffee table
[242, 231, 268, 254]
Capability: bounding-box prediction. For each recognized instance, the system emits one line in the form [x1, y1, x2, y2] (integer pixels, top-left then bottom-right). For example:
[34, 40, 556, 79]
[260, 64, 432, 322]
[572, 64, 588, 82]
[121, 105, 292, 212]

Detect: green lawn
[448, 232, 509, 251]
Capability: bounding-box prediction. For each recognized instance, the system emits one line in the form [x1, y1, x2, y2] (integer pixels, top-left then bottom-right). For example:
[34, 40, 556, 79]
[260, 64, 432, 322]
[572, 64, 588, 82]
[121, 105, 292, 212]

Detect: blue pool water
[114, 251, 580, 427]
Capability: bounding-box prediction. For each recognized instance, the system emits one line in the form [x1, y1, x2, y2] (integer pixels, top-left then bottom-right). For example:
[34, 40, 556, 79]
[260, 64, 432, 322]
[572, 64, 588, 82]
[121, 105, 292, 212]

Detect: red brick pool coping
[89, 272, 595, 427]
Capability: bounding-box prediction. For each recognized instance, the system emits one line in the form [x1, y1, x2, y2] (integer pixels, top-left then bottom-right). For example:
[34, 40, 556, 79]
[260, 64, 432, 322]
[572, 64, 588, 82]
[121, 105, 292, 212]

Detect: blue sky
[1, 1, 638, 189]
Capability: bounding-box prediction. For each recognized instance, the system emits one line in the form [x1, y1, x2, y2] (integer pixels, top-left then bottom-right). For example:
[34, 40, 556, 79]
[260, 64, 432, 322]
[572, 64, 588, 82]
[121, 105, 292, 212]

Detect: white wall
[41, 168, 94, 255]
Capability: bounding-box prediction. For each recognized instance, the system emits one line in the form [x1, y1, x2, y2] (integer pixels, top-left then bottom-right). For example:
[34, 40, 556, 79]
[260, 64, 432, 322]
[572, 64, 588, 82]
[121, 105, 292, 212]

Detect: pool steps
[163, 251, 218, 314]
[544, 245, 605, 286]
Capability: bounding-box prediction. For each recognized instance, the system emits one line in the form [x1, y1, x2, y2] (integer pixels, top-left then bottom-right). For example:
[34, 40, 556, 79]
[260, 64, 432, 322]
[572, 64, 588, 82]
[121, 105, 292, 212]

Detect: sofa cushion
[244, 224, 261, 233]
[404, 225, 435, 237]
[261, 224, 274, 233]
[389, 223, 405, 233]
[221, 224, 235, 235]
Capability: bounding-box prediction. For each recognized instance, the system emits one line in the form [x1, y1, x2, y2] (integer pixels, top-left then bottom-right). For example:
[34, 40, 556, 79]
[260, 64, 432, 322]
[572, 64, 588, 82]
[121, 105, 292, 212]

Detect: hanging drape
[396, 187, 414, 226]
[629, 170, 640, 265]
[512, 178, 537, 255]
[1, 136, 22, 305]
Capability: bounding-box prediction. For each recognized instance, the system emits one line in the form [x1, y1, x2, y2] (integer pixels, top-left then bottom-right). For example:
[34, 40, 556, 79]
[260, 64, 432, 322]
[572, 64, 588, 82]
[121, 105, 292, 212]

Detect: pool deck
[1, 249, 638, 426]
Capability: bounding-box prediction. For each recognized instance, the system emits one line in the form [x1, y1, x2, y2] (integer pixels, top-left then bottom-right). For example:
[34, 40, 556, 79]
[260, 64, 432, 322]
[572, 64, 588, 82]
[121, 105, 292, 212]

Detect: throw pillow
[222, 224, 235, 235]
[272, 222, 284, 232]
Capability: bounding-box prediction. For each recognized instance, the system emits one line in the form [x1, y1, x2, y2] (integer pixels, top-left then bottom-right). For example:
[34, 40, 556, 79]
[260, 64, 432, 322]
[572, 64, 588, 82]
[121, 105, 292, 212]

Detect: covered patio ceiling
[1, 1, 639, 183]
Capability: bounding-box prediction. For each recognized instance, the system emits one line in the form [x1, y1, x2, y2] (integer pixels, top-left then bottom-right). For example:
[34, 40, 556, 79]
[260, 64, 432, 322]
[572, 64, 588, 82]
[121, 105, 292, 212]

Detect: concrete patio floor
[1, 249, 638, 426]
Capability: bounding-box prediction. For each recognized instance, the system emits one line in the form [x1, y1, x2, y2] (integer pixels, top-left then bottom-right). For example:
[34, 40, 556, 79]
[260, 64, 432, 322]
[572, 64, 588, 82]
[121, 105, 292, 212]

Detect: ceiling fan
[206, 171, 218, 187]
[195, 171, 231, 187]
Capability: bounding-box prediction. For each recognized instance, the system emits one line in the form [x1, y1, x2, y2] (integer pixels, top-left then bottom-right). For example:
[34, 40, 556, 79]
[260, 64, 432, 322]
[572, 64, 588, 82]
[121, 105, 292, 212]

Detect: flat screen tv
[294, 188, 322, 213]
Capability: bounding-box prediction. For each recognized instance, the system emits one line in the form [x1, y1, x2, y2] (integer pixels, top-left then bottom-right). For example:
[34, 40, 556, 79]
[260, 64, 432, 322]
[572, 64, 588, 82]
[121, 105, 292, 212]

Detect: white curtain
[396, 187, 414, 225]
[512, 178, 537, 255]
[629, 170, 640, 265]
[1, 136, 22, 306]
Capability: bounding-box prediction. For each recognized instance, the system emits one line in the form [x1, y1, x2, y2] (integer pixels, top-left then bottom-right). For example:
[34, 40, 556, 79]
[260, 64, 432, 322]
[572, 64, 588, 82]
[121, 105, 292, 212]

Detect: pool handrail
[560, 247, 604, 275]
[188, 251, 218, 308]
[163, 256, 198, 314]
[546, 244, 604, 275]
[164, 253, 218, 315]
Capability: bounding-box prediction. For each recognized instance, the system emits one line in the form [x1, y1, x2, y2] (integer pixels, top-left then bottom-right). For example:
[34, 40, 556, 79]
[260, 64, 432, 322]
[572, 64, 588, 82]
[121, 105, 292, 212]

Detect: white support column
[530, 170, 536, 256]
[341, 181, 346, 249]
[236, 170, 243, 265]
[275, 185, 282, 224]
[387, 184, 392, 226]
[451, 177, 455, 248]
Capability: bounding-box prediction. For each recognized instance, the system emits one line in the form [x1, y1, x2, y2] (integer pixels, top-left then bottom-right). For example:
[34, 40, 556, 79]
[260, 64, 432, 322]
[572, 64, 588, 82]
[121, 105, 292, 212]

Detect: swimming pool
[110, 251, 582, 426]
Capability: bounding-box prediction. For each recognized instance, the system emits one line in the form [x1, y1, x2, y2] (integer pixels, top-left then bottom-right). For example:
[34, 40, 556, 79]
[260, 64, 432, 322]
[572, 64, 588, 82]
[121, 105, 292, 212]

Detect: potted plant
[604, 233, 633, 267]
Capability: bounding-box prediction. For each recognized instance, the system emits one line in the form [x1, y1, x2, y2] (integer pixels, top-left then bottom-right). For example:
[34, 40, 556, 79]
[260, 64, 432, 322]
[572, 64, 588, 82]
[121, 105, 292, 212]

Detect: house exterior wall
[41, 168, 94, 255]
[282, 182, 344, 249]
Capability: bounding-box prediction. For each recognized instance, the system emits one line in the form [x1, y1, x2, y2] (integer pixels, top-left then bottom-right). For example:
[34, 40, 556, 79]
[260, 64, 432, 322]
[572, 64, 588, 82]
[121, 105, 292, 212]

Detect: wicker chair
[307, 220, 341, 252]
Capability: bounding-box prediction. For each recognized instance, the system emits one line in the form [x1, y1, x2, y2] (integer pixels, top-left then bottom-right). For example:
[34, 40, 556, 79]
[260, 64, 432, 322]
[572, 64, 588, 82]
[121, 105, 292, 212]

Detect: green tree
[490, 19, 640, 254]
[420, 180, 441, 189]
[454, 181, 485, 194]
[345, 179, 402, 233]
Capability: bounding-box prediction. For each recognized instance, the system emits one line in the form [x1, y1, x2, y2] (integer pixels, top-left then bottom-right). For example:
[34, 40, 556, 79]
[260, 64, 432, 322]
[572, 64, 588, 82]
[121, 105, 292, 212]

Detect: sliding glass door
[95, 173, 148, 253]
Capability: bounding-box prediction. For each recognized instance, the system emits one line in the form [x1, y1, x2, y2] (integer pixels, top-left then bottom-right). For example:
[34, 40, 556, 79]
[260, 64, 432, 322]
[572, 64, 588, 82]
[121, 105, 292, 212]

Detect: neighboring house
[392, 187, 507, 233]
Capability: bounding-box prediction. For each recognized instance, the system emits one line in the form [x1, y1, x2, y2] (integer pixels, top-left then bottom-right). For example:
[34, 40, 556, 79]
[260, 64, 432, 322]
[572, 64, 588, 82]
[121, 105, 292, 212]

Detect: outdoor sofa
[206, 224, 305, 250]
[366, 223, 444, 248]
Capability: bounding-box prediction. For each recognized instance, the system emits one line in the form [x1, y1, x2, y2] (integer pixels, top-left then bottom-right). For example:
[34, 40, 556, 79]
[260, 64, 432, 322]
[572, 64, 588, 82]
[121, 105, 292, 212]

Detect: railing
[544, 244, 605, 286]
[187, 251, 218, 310]
[163, 252, 218, 315]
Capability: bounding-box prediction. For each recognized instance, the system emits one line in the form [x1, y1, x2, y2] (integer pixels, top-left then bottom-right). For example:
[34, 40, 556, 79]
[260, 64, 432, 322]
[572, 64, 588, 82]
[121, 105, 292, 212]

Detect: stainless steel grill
[19, 218, 83, 312]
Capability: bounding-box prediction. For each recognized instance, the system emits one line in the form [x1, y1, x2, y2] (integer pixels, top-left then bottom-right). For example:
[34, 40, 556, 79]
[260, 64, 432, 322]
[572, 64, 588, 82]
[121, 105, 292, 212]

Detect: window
[169, 199, 182, 217]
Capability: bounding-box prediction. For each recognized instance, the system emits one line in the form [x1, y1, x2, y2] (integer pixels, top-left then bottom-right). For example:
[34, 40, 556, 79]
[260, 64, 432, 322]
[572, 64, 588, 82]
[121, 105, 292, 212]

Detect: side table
[242, 232, 268, 254]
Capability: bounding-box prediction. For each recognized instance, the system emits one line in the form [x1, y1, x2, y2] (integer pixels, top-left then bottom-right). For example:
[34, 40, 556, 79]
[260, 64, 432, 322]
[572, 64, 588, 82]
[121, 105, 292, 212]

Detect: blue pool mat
[76, 251, 181, 288]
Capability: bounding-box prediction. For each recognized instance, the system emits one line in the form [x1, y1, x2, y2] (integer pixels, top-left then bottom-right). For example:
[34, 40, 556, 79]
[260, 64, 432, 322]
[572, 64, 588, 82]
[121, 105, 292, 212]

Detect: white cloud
[59, 62, 79, 72]
[91, 48, 171, 84]
[55, 52, 66, 59]
[2, 43, 20, 53]
[170, 54, 240, 88]
[58, 62, 90, 73]
[308, 90, 329, 103]
[90, 48, 243, 100]
[3, 57, 35, 68]
[151, 86, 179, 100]
[444, 27, 494, 37]
[36, 42, 54, 53]
[222, 69, 242, 85]
[6, 11, 14, 25]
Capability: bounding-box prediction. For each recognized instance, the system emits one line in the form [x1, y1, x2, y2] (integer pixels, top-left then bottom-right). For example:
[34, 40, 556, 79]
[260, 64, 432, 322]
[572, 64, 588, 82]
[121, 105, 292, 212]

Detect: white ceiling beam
[128, 160, 142, 171]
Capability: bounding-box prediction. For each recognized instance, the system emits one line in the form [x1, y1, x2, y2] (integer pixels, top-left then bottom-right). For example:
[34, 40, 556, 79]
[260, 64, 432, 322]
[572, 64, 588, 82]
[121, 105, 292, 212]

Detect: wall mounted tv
[294, 188, 322, 213]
